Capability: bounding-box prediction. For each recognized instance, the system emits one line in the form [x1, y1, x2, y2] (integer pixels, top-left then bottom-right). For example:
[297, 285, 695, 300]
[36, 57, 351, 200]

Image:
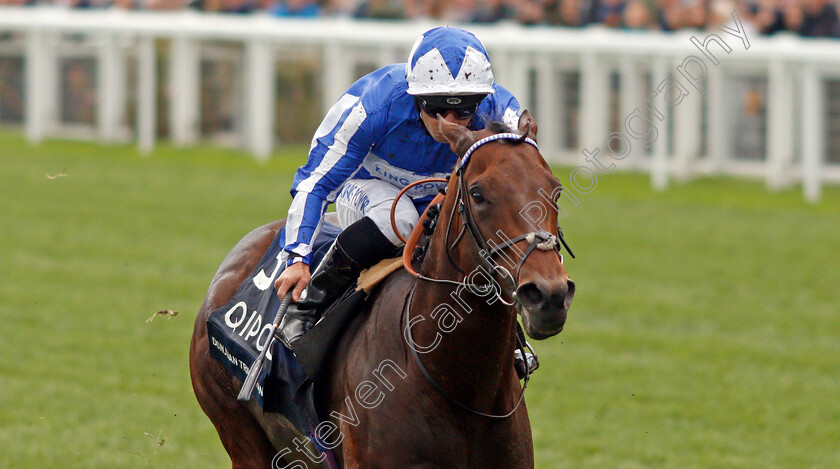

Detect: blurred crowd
[1, 0, 839, 37]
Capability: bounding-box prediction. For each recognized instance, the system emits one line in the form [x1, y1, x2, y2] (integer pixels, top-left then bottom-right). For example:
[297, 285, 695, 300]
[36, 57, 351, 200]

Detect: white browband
[455, 133, 539, 173]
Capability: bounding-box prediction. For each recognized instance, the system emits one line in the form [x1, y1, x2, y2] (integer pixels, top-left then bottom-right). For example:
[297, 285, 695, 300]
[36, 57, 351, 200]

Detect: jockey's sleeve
[283, 94, 379, 266]
[489, 84, 522, 130]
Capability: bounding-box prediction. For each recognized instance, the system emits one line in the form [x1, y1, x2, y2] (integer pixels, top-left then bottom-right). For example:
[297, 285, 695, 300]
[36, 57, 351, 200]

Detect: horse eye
[469, 187, 486, 204]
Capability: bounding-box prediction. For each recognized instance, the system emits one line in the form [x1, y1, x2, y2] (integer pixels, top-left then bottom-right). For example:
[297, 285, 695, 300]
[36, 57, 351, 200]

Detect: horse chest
[327, 274, 534, 468]
[336, 393, 532, 468]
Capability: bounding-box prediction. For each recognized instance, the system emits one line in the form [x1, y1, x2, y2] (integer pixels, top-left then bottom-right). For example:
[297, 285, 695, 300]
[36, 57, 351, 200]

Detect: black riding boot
[277, 216, 398, 349]
[277, 240, 363, 349]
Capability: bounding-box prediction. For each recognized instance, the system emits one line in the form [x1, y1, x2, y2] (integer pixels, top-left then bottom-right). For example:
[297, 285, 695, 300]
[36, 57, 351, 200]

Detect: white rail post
[801, 64, 823, 202]
[245, 38, 274, 160]
[536, 58, 559, 162]
[25, 28, 46, 144]
[619, 57, 642, 169]
[580, 53, 609, 164]
[557, 69, 570, 153]
[376, 45, 397, 69]
[506, 51, 531, 114]
[766, 59, 795, 190]
[43, 31, 59, 138]
[706, 63, 729, 171]
[650, 57, 669, 190]
[98, 31, 124, 142]
[170, 35, 200, 146]
[322, 41, 352, 116]
[137, 36, 156, 154]
[489, 48, 509, 95]
[673, 55, 702, 182]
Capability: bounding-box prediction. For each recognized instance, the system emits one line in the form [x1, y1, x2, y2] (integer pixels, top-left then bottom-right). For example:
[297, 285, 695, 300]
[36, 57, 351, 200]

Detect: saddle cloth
[206, 221, 403, 442]
[206, 223, 340, 424]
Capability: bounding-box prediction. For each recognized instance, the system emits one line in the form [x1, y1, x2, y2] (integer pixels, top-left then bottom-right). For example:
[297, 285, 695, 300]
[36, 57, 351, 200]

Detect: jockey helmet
[405, 27, 495, 97]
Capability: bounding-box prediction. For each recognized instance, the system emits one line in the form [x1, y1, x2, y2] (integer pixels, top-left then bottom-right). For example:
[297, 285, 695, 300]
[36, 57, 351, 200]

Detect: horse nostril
[562, 279, 576, 309]
[516, 282, 545, 309]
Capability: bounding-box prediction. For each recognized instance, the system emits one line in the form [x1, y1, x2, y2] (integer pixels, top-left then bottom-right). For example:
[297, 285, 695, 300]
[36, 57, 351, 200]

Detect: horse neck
[409, 191, 520, 411]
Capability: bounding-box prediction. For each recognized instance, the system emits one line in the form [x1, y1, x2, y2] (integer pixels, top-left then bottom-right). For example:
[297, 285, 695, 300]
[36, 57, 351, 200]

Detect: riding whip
[237, 291, 293, 402]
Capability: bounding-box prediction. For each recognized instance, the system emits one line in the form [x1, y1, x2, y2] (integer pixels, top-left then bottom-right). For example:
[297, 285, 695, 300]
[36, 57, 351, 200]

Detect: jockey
[275, 27, 532, 374]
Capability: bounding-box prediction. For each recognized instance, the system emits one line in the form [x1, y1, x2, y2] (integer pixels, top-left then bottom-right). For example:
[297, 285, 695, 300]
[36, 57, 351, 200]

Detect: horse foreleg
[190, 324, 278, 468]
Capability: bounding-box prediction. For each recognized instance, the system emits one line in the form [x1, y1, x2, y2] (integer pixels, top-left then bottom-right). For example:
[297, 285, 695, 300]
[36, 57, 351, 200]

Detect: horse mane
[452, 120, 527, 157]
[485, 120, 513, 135]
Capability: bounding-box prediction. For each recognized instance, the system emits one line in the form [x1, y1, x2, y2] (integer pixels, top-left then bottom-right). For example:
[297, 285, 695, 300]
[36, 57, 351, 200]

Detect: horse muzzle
[516, 278, 575, 340]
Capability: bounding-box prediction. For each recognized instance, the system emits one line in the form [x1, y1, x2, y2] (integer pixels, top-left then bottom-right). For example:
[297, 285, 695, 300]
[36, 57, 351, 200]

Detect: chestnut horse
[190, 111, 575, 468]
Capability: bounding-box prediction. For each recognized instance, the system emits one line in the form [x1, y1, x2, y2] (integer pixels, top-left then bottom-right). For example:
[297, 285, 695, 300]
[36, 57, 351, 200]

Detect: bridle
[392, 133, 574, 304]
[391, 132, 574, 419]
[450, 133, 574, 303]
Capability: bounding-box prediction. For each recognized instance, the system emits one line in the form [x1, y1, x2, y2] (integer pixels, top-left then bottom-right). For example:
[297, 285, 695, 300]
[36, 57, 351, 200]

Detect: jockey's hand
[275, 262, 310, 302]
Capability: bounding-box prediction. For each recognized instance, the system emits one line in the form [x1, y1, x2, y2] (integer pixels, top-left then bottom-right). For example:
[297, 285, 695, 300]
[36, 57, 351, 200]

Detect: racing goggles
[416, 94, 487, 120]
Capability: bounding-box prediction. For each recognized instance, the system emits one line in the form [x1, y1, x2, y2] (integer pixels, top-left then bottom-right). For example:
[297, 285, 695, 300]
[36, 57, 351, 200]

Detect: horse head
[436, 111, 575, 340]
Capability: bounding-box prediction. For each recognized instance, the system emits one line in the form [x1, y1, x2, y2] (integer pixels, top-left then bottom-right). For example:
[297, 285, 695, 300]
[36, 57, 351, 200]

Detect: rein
[402, 284, 530, 419]
[390, 132, 567, 419]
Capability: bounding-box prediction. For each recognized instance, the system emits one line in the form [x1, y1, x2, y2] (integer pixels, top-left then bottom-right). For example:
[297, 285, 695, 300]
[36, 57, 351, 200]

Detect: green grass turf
[1, 129, 838, 468]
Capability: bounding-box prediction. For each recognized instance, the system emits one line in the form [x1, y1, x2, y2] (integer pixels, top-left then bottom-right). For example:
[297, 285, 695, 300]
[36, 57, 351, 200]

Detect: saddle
[289, 202, 440, 381]
[290, 256, 403, 381]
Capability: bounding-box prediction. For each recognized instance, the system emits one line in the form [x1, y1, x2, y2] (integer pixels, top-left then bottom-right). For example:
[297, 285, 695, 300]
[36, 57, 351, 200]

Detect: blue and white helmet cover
[406, 27, 495, 96]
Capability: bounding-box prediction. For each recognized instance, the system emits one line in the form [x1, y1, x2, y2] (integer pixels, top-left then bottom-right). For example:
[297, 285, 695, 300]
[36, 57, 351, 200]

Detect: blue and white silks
[284, 64, 521, 266]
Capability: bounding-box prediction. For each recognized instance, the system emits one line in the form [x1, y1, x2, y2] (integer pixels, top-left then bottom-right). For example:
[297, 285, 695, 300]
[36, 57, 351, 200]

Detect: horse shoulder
[200, 219, 286, 316]
[325, 271, 464, 463]
[325, 269, 414, 391]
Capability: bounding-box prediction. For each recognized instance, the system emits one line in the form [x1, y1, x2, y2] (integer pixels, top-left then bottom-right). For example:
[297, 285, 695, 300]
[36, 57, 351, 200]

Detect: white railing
[1, 7, 839, 201]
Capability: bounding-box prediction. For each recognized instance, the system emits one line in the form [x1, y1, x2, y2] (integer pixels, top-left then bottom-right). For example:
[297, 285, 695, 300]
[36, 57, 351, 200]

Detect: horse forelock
[453, 120, 526, 159]
[484, 120, 513, 136]
[453, 132, 477, 158]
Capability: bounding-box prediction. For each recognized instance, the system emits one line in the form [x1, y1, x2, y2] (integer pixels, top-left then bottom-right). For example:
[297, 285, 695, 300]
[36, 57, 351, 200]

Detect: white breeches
[335, 178, 420, 246]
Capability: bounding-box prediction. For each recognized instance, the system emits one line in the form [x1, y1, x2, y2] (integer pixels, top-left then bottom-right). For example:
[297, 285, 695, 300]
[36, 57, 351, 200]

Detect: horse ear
[438, 117, 477, 155]
[518, 110, 538, 142]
